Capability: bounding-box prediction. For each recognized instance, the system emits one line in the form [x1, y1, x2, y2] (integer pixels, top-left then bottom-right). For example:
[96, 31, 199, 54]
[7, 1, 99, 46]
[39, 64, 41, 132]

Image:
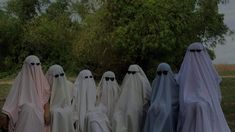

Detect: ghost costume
[144, 63, 179, 132]
[2, 55, 50, 132]
[74, 70, 97, 132]
[45, 65, 75, 132]
[176, 42, 230, 132]
[112, 64, 151, 132]
[84, 104, 111, 132]
[97, 71, 120, 119]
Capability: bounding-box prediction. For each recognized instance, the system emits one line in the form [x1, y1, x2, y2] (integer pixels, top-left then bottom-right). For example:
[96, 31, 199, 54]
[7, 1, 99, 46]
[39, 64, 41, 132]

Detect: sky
[213, 0, 235, 64]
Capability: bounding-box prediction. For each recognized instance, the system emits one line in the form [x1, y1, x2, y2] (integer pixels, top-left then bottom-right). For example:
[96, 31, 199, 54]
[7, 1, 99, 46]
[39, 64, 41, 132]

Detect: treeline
[0, 0, 229, 80]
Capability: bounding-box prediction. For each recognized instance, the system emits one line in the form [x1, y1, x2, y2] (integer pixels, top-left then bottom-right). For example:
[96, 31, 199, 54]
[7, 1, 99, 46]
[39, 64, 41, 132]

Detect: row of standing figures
[0, 42, 231, 132]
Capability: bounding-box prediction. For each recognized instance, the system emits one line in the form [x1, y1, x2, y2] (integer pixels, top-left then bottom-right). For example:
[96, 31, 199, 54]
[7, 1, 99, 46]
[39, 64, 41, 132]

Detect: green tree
[0, 10, 23, 73]
[75, 0, 228, 79]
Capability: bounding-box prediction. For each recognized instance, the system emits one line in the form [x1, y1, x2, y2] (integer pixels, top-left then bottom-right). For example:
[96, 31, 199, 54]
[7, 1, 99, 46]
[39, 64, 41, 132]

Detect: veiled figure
[73, 70, 97, 132]
[84, 104, 111, 132]
[45, 65, 75, 132]
[96, 71, 120, 119]
[144, 63, 179, 132]
[112, 64, 151, 132]
[176, 42, 230, 132]
[1, 55, 50, 132]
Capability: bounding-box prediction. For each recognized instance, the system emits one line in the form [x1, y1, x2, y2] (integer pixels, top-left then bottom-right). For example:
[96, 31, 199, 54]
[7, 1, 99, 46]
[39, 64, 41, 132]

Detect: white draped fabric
[144, 63, 179, 132]
[112, 64, 151, 132]
[2, 55, 50, 132]
[97, 71, 120, 119]
[176, 42, 230, 132]
[45, 65, 75, 132]
[84, 104, 111, 132]
[74, 70, 97, 132]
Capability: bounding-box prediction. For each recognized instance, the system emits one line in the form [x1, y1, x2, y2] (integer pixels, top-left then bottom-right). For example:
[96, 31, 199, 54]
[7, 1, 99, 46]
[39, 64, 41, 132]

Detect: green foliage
[74, 0, 228, 79]
[0, 0, 229, 80]
[0, 10, 23, 73]
[7, 0, 40, 21]
[0, 0, 86, 76]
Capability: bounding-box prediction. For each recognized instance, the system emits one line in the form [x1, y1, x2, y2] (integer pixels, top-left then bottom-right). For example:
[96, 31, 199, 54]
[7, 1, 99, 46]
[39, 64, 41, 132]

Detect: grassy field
[0, 64, 234, 131]
[216, 64, 235, 76]
[221, 78, 235, 131]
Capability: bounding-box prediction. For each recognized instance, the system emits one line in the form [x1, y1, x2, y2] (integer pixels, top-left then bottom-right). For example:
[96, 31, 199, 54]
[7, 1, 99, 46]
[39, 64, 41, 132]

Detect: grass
[0, 70, 234, 131]
[221, 78, 235, 131]
[0, 84, 11, 108]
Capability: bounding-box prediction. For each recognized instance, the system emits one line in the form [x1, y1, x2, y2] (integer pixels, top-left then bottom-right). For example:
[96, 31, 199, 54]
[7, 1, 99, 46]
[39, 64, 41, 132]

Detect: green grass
[0, 84, 11, 108]
[220, 70, 235, 76]
[0, 77, 234, 131]
[221, 78, 235, 131]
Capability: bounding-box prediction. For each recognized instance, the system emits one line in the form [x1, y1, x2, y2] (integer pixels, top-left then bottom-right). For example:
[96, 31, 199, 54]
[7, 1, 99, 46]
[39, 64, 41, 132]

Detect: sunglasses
[127, 71, 137, 74]
[157, 71, 168, 76]
[189, 49, 202, 52]
[54, 73, 65, 78]
[105, 77, 115, 81]
[31, 62, 40, 66]
[85, 76, 93, 79]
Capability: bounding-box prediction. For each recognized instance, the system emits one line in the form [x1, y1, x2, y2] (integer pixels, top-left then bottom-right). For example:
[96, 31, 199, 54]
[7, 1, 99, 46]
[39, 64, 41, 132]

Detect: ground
[0, 64, 234, 131]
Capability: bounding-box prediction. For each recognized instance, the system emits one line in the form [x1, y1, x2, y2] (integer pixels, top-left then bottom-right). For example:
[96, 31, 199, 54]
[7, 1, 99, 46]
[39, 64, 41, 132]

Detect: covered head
[45, 64, 71, 108]
[121, 64, 151, 101]
[144, 63, 179, 132]
[176, 42, 230, 132]
[151, 63, 178, 102]
[2, 55, 50, 131]
[74, 69, 97, 132]
[177, 42, 222, 101]
[120, 64, 149, 86]
[97, 71, 120, 118]
[112, 64, 151, 132]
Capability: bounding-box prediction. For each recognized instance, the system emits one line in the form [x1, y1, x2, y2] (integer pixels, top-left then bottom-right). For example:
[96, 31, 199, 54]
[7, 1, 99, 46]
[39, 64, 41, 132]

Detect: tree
[0, 0, 85, 75]
[74, 0, 228, 79]
[0, 10, 22, 72]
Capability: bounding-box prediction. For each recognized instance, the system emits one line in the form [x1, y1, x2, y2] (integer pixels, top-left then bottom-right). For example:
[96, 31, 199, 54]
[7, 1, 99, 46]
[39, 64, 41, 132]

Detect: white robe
[74, 70, 97, 132]
[46, 65, 75, 132]
[97, 71, 120, 119]
[2, 55, 50, 132]
[112, 64, 151, 132]
[176, 42, 230, 132]
[144, 63, 179, 132]
[84, 104, 111, 132]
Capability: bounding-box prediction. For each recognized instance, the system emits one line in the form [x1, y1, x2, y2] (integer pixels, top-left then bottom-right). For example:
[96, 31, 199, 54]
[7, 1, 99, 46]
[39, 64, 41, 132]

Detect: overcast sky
[213, 0, 235, 64]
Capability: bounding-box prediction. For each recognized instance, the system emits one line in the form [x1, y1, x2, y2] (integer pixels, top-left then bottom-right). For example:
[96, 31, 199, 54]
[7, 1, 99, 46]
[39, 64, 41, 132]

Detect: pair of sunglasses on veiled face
[157, 71, 168, 76]
[189, 49, 202, 52]
[105, 77, 115, 81]
[85, 76, 93, 79]
[54, 73, 65, 78]
[127, 71, 137, 74]
[30, 62, 40, 66]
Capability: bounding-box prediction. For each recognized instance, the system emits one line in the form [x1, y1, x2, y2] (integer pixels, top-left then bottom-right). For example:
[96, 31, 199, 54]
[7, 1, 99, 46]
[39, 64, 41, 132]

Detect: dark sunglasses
[189, 49, 202, 52]
[85, 76, 93, 79]
[127, 71, 136, 74]
[157, 71, 168, 76]
[31, 62, 40, 66]
[105, 77, 115, 81]
[54, 73, 65, 78]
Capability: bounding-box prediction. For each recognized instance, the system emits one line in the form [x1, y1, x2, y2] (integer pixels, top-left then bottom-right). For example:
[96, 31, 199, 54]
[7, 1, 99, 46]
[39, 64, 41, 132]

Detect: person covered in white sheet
[84, 103, 111, 132]
[96, 71, 120, 120]
[112, 64, 151, 132]
[45, 65, 75, 132]
[0, 55, 50, 132]
[144, 63, 179, 132]
[176, 42, 230, 132]
[73, 70, 97, 132]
